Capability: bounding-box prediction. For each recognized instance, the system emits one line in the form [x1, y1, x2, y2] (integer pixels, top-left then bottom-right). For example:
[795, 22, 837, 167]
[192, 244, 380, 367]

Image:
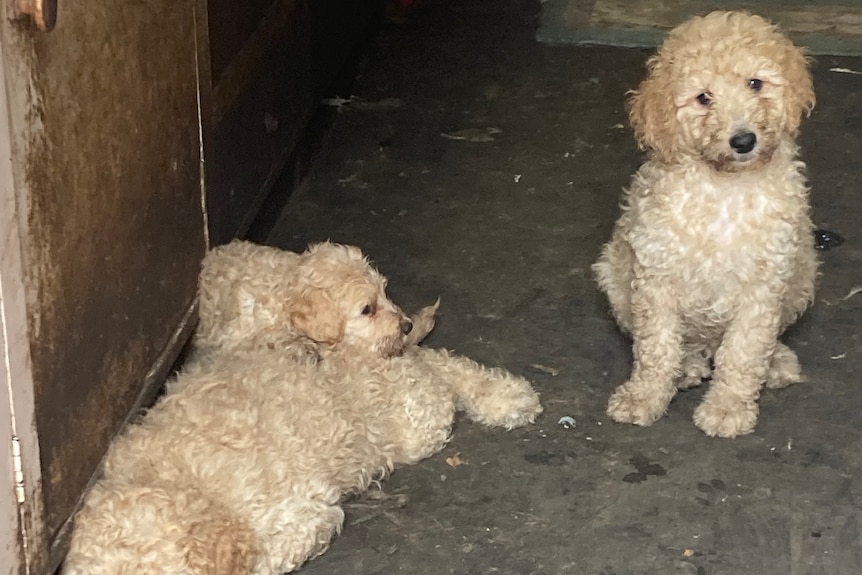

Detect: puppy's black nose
[400, 319, 413, 335]
[729, 131, 757, 154]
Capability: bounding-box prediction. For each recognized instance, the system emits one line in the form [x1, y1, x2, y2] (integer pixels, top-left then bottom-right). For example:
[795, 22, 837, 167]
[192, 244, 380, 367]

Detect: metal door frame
[0, 16, 48, 573]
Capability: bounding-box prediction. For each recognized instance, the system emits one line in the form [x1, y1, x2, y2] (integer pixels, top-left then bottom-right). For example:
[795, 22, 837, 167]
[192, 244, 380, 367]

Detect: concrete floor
[265, 1, 862, 573]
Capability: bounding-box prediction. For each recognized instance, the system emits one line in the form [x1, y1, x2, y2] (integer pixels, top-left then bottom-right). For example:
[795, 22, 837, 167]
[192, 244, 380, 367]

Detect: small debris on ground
[814, 228, 844, 250]
[440, 127, 502, 142]
[321, 96, 354, 109]
[352, 98, 403, 110]
[821, 285, 861, 306]
[557, 416, 576, 429]
[830, 67, 862, 75]
[345, 490, 409, 526]
[841, 286, 862, 301]
[530, 363, 560, 376]
[321, 96, 404, 112]
[446, 453, 465, 468]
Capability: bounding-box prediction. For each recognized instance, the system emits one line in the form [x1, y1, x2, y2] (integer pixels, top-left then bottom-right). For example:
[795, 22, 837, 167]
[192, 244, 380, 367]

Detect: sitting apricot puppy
[593, 11, 818, 437]
[64, 241, 542, 574]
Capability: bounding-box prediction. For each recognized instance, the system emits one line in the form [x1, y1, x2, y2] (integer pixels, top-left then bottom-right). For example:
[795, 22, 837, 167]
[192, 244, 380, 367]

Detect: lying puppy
[64, 241, 542, 574]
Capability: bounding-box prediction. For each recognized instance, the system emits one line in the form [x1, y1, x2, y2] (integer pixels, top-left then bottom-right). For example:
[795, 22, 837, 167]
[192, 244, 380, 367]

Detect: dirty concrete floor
[264, 1, 862, 573]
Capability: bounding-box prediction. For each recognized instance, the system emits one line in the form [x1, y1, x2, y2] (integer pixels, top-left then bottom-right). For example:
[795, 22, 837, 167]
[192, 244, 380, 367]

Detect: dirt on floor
[264, 1, 862, 573]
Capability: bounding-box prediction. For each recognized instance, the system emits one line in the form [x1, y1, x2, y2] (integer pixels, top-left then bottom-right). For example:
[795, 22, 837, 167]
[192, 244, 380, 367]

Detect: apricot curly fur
[64, 241, 541, 574]
[594, 11, 818, 438]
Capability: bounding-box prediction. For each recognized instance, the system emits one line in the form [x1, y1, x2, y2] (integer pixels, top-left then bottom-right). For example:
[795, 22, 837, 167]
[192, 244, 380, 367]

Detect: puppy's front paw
[693, 396, 758, 438]
[501, 385, 543, 429]
[607, 384, 668, 426]
[468, 376, 542, 430]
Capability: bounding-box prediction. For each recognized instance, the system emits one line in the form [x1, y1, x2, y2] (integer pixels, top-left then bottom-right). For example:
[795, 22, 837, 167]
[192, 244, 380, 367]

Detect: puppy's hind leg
[676, 346, 712, 390]
[763, 242, 815, 391]
[765, 342, 803, 389]
[66, 486, 257, 575]
[412, 347, 542, 429]
[593, 235, 635, 334]
[255, 486, 345, 574]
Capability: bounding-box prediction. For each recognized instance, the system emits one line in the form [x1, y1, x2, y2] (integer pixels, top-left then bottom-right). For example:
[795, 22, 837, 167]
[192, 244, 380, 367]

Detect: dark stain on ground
[696, 478, 728, 505]
[697, 478, 727, 493]
[524, 450, 571, 466]
[736, 445, 784, 463]
[803, 447, 846, 470]
[622, 454, 667, 483]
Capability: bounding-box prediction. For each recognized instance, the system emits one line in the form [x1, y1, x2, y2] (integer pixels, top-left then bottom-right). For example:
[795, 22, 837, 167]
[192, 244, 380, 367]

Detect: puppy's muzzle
[729, 131, 757, 154]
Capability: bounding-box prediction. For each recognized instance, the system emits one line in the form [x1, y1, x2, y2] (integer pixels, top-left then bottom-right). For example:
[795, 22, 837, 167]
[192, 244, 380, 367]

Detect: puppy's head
[289, 242, 413, 358]
[628, 11, 814, 170]
[197, 241, 411, 358]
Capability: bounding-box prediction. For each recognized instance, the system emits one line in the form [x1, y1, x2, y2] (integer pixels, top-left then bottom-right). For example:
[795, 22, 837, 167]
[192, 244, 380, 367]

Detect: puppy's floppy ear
[777, 43, 815, 137]
[290, 288, 344, 344]
[628, 52, 679, 163]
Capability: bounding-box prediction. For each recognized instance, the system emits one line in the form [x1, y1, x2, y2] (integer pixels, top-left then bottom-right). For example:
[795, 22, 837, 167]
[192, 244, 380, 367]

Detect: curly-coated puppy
[64, 241, 542, 574]
[593, 11, 817, 437]
[193, 241, 436, 360]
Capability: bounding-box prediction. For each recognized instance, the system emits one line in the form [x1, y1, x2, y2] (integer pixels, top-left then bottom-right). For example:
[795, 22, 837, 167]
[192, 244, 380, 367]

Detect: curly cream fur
[593, 11, 818, 438]
[63, 241, 542, 574]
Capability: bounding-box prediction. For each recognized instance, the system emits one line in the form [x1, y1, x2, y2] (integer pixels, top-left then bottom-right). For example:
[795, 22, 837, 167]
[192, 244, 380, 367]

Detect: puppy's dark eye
[361, 304, 375, 316]
[696, 92, 712, 107]
[747, 78, 763, 92]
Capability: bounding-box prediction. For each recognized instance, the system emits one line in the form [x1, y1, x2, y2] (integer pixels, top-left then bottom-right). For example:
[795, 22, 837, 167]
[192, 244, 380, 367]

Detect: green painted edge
[537, 0, 862, 56]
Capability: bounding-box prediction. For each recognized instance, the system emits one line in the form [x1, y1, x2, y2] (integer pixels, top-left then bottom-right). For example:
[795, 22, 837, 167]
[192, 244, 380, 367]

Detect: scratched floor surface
[263, 1, 862, 573]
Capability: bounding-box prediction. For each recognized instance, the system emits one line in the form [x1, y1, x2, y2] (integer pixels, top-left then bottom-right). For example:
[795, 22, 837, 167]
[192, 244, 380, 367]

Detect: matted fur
[64, 241, 542, 574]
[593, 11, 818, 437]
